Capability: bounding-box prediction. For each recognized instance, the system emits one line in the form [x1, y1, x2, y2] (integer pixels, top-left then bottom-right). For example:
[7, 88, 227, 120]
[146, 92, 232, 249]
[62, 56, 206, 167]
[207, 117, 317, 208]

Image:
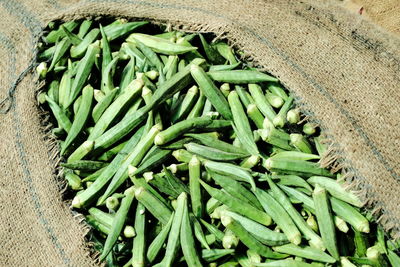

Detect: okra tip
[263, 158, 273, 170]
[141, 86, 152, 97]
[335, 217, 349, 233]
[167, 164, 177, 174]
[143, 171, 154, 181]
[309, 237, 326, 252]
[287, 108, 300, 124]
[359, 222, 370, 234]
[189, 154, 200, 166]
[292, 233, 302, 246]
[128, 165, 138, 177]
[313, 184, 325, 195]
[178, 191, 188, 201]
[105, 196, 119, 211]
[134, 186, 145, 197]
[124, 186, 136, 196]
[290, 133, 302, 143]
[190, 64, 200, 72]
[36, 62, 48, 78]
[38, 92, 47, 104]
[123, 225, 136, 238]
[246, 103, 257, 114]
[220, 213, 233, 227]
[273, 115, 285, 128]
[71, 195, 82, 208]
[154, 134, 165, 146]
[366, 246, 380, 260]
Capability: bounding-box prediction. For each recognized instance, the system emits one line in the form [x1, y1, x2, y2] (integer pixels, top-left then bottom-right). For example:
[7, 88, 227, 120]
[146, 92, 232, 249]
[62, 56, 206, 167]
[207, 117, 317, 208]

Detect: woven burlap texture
[0, 0, 399, 266]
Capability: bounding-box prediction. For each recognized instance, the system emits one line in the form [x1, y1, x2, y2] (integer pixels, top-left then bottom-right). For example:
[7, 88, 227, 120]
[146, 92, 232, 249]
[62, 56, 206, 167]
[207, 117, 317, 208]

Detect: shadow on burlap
[0, 0, 399, 265]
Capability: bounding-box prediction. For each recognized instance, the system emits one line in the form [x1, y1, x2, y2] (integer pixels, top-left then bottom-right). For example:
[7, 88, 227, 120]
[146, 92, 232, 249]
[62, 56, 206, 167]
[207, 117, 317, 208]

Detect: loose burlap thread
[0, 0, 399, 265]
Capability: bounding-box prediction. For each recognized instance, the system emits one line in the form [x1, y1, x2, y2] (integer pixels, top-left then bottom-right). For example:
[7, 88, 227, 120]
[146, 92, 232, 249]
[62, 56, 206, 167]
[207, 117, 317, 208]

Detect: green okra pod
[147, 213, 174, 263]
[136, 40, 164, 71]
[255, 188, 301, 245]
[264, 158, 334, 177]
[98, 124, 161, 204]
[105, 21, 148, 41]
[313, 184, 339, 260]
[131, 202, 146, 267]
[267, 82, 289, 101]
[264, 176, 325, 250]
[171, 85, 199, 122]
[204, 160, 256, 191]
[154, 116, 212, 146]
[330, 197, 370, 233]
[270, 151, 320, 161]
[67, 41, 100, 108]
[180, 198, 203, 267]
[189, 155, 203, 218]
[228, 90, 259, 155]
[119, 56, 136, 91]
[272, 244, 336, 263]
[287, 108, 301, 124]
[71, 127, 144, 208]
[134, 186, 173, 225]
[290, 134, 313, 154]
[221, 212, 286, 259]
[247, 104, 265, 129]
[185, 142, 248, 161]
[249, 83, 276, 123]
[223, 210, 289, 246]
[213, 42, 238, 64]
[161, 192, 187, 267]
[97, 140, 128, 161]
[101, 56, 119, 94]
[145, 170, 188, 198]
[61, 160, 108, 171]
[100, 186, 135, 260]
[308, 176, 363, 207]
[70, 28, 100, 58]
[185, 133, 249, 155]
[64, 171, 82, 190]
[200, 181, 271, 226]
[48, 37, 71, 71]
[60, 25, 82, 46]
[209, 63, 240, 72]
[89, 79, 143, 140]
[273, 96, 294, 128]
[45, 21, 79, 43]
[199, 34, 225, 64]
[45, 95, 72, 133]
[187, 91, 206, 119]
[61, 85, 93, 154]
[208, 70, 278, 83]
[190, 214, 210, 250]
[201, 249, 235, 262]
[191, 64, 233, 120]
[77, 20, 92, 38]
[127, 33, 197, 55]
[207, 169, 262, 210]
[67, 140, 94, 163]
[268, 174, 313, 192]
[200, 219, 225, 241]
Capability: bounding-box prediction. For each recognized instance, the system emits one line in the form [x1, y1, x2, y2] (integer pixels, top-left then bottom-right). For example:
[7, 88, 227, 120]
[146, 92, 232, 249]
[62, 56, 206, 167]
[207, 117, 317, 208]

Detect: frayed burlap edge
[301, 111, 400, 241]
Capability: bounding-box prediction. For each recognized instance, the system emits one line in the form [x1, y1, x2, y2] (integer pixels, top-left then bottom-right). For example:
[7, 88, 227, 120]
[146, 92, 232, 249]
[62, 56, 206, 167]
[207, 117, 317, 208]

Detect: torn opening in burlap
[1, 0, 399, 265]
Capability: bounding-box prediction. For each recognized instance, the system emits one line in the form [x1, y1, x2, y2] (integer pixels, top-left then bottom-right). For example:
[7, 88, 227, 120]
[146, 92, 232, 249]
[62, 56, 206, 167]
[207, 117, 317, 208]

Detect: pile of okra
[37, 19, 400, 267]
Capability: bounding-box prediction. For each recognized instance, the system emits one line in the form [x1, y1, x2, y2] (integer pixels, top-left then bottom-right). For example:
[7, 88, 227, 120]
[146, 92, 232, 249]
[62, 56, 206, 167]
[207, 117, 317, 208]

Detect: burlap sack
[0, 0, 399, 265]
